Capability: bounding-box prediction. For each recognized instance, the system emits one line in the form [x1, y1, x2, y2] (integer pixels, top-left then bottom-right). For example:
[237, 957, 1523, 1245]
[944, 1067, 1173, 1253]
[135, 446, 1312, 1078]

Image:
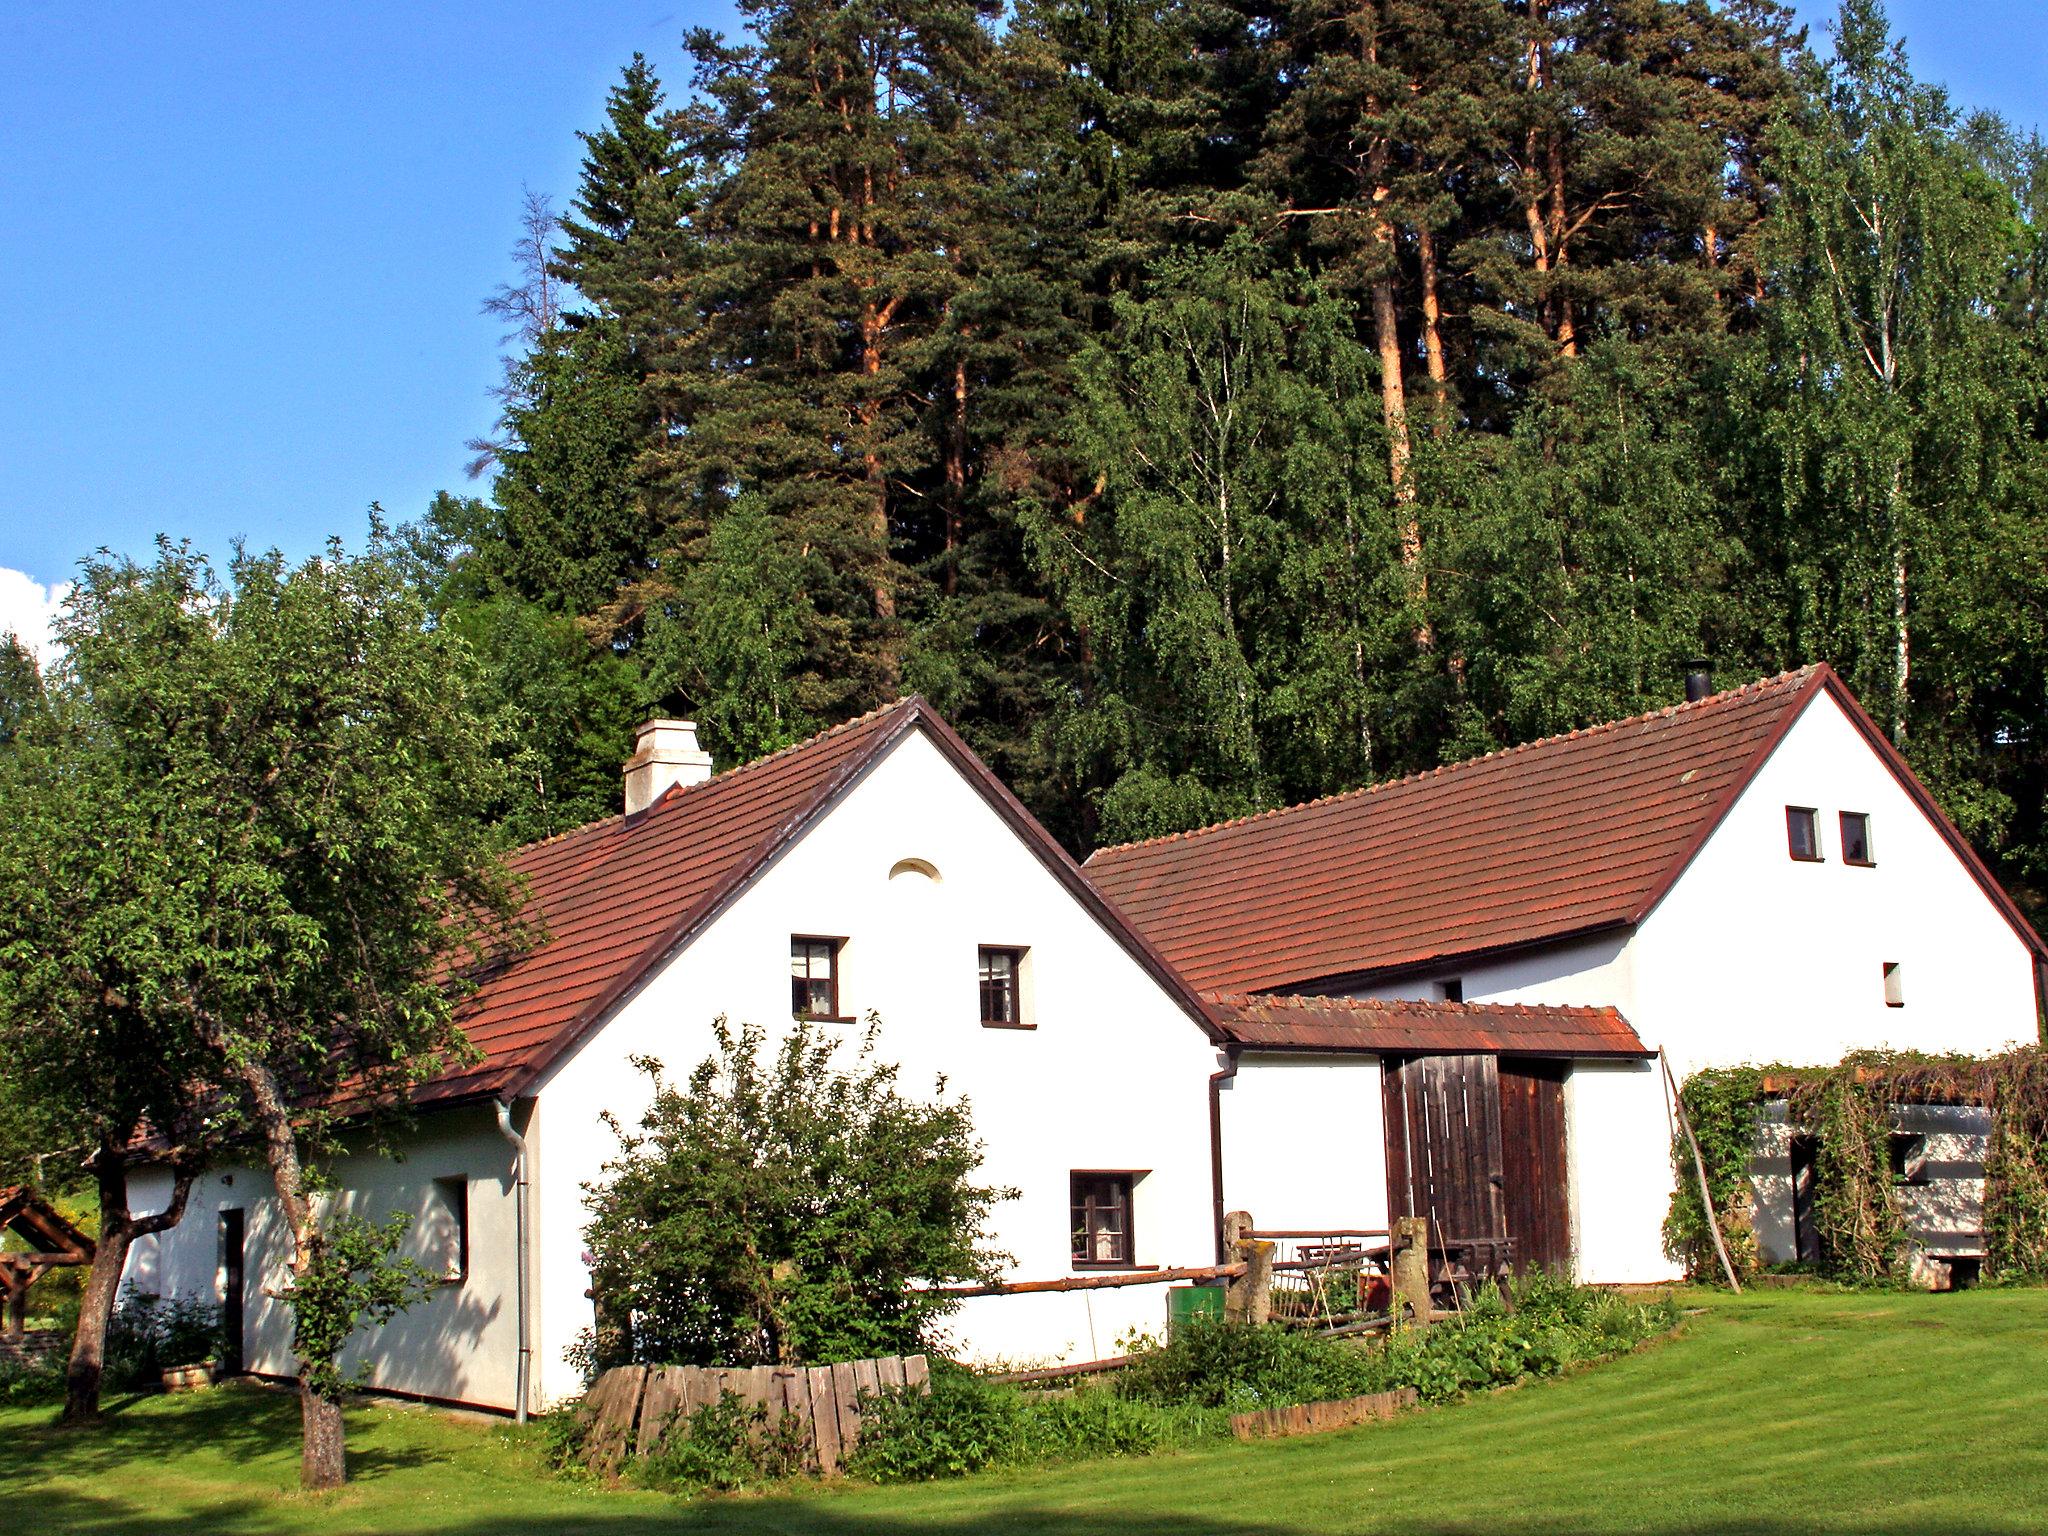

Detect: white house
[125, 700, 1237, 1413]
[1087, 664, 2047, 1283]
[121, 666, 2045, 1412]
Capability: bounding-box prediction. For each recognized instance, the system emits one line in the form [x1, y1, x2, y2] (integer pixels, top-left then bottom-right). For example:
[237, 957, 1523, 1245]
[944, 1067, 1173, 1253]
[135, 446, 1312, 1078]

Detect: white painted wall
[1220, 1053, 1388, 1233]
[527, 727, 1223, 1399]
[122, 1104, 523, 1407]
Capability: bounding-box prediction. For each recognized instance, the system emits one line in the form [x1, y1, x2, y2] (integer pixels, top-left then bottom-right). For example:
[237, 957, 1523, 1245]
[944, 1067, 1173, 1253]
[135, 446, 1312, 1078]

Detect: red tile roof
[422, 698, 1220, 1105]
[1204, 993, 1651, 1058]
[1086, 665, 2046, 995]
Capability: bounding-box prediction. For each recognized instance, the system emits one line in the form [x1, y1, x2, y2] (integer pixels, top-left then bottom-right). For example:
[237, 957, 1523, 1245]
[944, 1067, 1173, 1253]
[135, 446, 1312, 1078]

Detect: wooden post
[1222, 1210, 1254, 1323]
[1243, 1239, 1275, 1326]
[4, 1282, 24, 1341]
[1390, 1216, 1431, 1330]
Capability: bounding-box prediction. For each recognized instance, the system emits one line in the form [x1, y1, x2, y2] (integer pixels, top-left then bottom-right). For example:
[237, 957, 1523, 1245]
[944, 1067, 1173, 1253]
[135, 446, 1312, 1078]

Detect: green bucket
[1167, 1282, 1225, 1335]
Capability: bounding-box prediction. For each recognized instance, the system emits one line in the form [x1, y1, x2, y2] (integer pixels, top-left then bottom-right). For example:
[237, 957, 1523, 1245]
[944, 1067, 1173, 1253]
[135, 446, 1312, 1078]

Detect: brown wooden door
[1382, 1054, 1507, 1243]
[1498, 1059, 1572, 1272]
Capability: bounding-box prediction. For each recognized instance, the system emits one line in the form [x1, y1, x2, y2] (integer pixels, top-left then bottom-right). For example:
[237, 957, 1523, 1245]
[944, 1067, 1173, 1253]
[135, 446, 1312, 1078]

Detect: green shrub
[846, 1367, 1022, 1482]
[634, 1389, 808, 1492]
[0, 1349, 65, 1405]
[1115, 1316, 1382, 1410]
[104, 1286, 225, 1388]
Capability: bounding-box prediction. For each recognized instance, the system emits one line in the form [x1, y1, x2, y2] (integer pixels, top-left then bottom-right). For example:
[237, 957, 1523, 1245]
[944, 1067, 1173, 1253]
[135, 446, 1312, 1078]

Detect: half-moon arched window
[888, 857, 942, 883]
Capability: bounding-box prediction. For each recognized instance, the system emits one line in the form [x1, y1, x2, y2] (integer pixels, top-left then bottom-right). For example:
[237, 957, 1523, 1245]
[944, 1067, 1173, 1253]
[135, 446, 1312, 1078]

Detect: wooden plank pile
[1228, 1386, 1417, 1441]
[575, 1353, 931, 1479]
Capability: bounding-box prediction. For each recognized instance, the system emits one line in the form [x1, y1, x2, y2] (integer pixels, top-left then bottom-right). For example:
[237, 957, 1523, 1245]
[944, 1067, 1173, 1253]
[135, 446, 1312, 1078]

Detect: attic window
[792, 936, 849, 1021]
[1841, 812, 1874, 866]
[1883, 961, 1905, 1008]
[1786, 806, 1822, 862]
[979, 946, 1029, 1028]
[1438, 979, 1464, 1004]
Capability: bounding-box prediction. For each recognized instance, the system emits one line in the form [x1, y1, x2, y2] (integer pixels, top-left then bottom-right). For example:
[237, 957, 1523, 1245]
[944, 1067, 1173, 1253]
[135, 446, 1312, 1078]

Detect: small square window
[1438, 978, 1464, 1004]
[1071, 1172, 1137, 1267]
[1786, 806, 1822, 861]
[1889, 1131, 1929, 1185]
[979, 946, 1028, 1027]
[1883, 961, 1904, 1008]
[1841, 812, 1874, 866]
[791, 936, 845, 1020]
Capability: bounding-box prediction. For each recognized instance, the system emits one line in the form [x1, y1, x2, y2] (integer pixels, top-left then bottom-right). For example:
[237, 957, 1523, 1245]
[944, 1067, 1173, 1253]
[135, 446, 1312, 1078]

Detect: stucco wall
[123, 1104, 523, 1407]
[1220, 1053, 1389, 1233]
[526, 728, 1223, 1399]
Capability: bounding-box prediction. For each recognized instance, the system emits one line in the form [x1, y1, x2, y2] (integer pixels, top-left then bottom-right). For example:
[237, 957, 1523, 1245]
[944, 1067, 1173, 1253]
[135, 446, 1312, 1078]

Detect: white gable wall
[528, 727, 1222, 1403]
[1634, 687, 2034, 1079]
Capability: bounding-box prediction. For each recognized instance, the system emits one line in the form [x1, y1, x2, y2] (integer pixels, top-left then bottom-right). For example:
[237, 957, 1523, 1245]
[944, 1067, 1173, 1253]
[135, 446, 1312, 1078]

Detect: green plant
[635, 1390, 801, 1492]
[0, 1350, 65, 1405]
[104, 1287, 225, 1388]
[846, 1367, 1022, 1482]
[582, 1019, 1012, 1370]
[287, 1213, 436, 1398]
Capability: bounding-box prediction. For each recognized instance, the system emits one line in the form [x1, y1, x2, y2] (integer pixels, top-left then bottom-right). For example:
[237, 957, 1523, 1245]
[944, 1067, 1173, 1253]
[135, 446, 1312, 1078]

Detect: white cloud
[0, 568, 73, 670]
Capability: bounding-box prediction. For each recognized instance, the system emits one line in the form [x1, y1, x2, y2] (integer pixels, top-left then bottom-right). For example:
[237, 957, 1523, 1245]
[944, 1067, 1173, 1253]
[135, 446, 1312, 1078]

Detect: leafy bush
[104, 1286, 224, 1387]
[582, 1019, 1012, 1370]
[635, 1390, 809, 1492]
[847, 1366, 1226, 1483]
[845, 1367, 1022, 1481]
[0, 1349, 65, 1404]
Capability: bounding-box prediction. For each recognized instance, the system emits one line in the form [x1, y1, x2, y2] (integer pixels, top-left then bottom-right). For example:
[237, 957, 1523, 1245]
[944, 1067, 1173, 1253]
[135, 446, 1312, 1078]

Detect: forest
[402, 0, 2048, 905]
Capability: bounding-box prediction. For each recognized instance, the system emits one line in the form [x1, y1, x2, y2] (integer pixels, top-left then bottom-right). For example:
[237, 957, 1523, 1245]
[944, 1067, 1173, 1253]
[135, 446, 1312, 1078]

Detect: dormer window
[1786, 806, 1822, 862]
[791, 936, 847, 1020]
[1841, 812, 1874, 866]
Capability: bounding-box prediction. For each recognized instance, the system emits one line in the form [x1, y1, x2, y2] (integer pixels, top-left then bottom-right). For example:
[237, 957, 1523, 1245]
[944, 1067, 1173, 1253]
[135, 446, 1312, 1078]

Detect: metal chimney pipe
[1683, 661, 1714, 704]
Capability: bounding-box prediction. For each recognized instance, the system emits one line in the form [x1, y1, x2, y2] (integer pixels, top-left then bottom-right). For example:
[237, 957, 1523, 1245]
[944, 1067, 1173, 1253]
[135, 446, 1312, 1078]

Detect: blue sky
[1, 1, 2044, 655]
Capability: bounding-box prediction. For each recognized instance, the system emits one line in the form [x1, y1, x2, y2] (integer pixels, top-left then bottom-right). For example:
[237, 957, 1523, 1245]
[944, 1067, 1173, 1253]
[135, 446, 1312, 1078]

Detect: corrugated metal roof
[1204, 993, 1651, 1057]
[1086, 669, 1830, 993]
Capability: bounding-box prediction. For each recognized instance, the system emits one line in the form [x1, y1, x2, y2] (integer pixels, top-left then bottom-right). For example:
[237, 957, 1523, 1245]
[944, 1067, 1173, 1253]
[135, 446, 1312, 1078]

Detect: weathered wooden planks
[579, 1353, 931, 1479]
[1228, 1387, 1417, 1442]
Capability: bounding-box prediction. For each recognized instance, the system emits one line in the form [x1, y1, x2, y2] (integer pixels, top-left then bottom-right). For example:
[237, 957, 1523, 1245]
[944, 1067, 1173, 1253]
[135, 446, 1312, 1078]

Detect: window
[979, 946, 1028, 1027]
[428, 1176, 469, 1284]
[1786, 806, 1822, 861]
[1888, 1131, 1930, 1186]
[1438, 978, 1464, 1004]
[791, 936, 846, 1020]
[1841, 811, 1874, 866]
[1071, 1172, 1136, 1267]
[1883, 961, 1905, 1008]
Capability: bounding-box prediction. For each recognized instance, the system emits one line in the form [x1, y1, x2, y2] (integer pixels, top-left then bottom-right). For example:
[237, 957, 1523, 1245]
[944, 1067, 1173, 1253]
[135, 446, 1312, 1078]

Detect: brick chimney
[623, 720, 713, 814]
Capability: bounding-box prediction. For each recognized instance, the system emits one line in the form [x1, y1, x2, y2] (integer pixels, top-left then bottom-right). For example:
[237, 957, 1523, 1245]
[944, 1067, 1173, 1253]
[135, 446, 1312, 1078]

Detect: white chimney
[623, 719, 713, 814]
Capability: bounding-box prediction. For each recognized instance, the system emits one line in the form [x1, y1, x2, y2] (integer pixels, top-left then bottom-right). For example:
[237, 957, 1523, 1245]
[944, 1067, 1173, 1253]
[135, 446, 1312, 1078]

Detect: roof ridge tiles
[1090, 666, 1823, 861]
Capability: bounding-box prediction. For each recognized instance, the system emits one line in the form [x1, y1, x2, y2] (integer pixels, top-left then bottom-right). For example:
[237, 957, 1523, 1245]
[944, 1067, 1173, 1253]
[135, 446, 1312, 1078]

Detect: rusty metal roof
[1086, 666, 2046, 994]
[1205, 993, 1651, 1058]
[423, 698, 1221, 1105]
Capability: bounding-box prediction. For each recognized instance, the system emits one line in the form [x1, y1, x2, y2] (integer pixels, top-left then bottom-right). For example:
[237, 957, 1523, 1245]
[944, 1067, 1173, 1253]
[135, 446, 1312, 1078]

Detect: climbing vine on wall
[1664, 1048, 2048, 1285]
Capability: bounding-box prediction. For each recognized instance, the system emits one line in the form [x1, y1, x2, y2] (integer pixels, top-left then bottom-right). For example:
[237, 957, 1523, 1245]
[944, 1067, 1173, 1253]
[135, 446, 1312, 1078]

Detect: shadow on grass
[2, 1383, 435, 1489]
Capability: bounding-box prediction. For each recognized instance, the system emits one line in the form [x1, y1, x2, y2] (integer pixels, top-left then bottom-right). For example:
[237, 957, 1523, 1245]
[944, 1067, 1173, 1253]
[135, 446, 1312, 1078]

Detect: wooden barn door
[1497, 1060, 1572, 1272]
[1384, 1054, 1573, 1270]
[1382, 1054, 1507, 1244]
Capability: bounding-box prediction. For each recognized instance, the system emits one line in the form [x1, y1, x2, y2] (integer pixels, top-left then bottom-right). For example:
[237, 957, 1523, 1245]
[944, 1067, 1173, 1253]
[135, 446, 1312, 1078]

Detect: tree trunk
[300, 1384, 348, 1490]
[63, 1145, 195, 1425]
[1416, 223, 1450, 434]
[945, 350, 968, 598]
[232, 1052, 339, 1488]
[1889, 458, 1910, 746]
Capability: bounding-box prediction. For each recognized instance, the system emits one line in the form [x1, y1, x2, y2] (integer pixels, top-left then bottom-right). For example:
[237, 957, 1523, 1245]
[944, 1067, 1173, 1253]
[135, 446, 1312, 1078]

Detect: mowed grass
[5, 1287, 2046, 1536]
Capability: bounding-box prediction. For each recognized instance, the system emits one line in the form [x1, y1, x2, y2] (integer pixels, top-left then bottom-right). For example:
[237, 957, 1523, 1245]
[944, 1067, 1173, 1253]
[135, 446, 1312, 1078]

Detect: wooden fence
[577, 1354, 930, 1479]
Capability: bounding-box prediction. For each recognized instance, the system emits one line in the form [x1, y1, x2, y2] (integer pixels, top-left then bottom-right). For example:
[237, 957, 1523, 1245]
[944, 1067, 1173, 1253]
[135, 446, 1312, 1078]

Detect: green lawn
[6, 1287, 2045, 1535]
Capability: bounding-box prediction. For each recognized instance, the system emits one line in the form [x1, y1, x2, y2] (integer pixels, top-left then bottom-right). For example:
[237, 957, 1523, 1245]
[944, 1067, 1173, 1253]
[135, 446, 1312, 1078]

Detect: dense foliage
[0, 539, 529, 1481]
[0, 1287, 221, 1406]
[847, 1277, 1677, 1483]
[1665, 1049, 2048, 1283]
[581, 1018, 1011, 1369]
[426, 0, 2048, 901]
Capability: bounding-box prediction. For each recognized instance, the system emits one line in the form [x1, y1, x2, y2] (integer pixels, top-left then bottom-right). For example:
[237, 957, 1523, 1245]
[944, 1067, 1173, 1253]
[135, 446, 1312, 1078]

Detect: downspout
[1208, 1046, 1241, 1264]
[493, 1099, 532, 1423]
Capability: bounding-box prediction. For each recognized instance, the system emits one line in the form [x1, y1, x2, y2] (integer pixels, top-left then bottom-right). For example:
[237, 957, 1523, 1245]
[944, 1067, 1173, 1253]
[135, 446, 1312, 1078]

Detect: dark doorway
[1383, 1054, 1507, 1244]
[1790, 1135, 1823, 1263]
[1499, 1059, 1572, 1272]
[218, 1209, 245, 1376]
